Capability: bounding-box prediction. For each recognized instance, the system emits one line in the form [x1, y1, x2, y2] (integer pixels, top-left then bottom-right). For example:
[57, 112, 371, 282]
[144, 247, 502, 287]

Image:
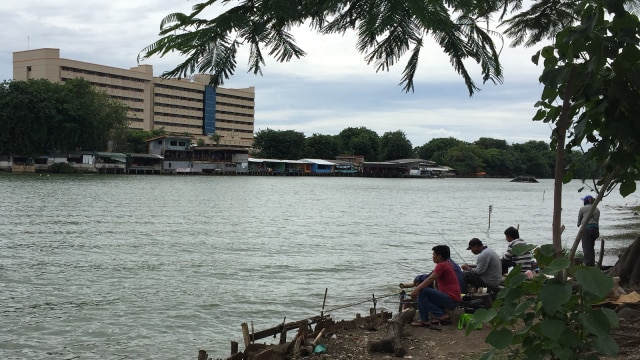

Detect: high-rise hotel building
[12, 48, 255, 148]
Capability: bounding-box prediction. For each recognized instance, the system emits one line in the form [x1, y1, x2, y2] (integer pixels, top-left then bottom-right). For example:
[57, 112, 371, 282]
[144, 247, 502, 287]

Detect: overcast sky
[1, 0, 554, 147]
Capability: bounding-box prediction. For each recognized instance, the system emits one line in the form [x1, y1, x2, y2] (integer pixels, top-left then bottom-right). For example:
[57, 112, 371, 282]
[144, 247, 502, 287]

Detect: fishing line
[399, 263, 428, 274]
[425, 219, 470, 265]
[323, 291, 403, 313]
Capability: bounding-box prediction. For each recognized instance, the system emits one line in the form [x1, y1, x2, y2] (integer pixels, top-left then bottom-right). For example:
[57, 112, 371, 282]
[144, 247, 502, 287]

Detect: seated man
[413, 257, 465, 292]
[410, 245, 462, 328]
[501, 226, 533, 275]
[461, 238, 502, 293]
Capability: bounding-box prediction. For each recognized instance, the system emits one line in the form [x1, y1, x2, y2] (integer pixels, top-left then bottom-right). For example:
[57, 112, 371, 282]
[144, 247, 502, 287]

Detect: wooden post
[241, 322, 250, 348]
[320, 288, 328, 317]
[278, 317, 287, 344]
[597, 238, 605, 268]
[230, 341, 238, 354]
[197, 350, 208, 360]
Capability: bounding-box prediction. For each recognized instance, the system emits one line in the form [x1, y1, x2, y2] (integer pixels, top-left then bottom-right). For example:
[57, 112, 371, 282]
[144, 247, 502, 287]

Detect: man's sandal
[431, 315, 452, 325]
[410, 320, 442, 330]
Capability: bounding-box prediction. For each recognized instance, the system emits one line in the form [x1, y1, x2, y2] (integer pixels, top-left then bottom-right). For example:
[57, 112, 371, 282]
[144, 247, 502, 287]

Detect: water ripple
[1, 175, 639, 359]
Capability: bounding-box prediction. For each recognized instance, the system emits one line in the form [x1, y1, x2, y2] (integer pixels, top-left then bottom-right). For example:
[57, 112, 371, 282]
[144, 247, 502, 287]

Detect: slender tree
[531, 0, 640, 264]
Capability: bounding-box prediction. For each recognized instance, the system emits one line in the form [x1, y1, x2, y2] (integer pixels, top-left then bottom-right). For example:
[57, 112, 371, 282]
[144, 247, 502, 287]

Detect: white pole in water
[488, 205, 493, 229]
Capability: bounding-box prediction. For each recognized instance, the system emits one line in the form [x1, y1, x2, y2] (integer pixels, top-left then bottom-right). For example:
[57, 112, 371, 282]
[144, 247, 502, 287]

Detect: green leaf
[540, 319, 565, 340]
[540, 280, 572, 313]
[470, 308, 496, 323]
[532, 51, 541, 65]
[558, 327, 580, 347]
[541, 338, 559, 349]
[620, 179, 636, 197]
[467, 309, 495, 336]
[486, 328, 513, 349]
[601, 307, 620, 327]
[514, 322, 533, 336]
[512, 243, 536, 256]
[593, 333, 619, 356]
[562, 170, 574, 184]
[504, 270, 527, 287]
[513, 298, 536, 316]
[574, 268, 613, 298]
[541, 257, 570, 275]
[552, 346, 572, 360]
[533, 108, 547, 120]
[541, 46, 556, 59]
[578, 309, 611, 336]
[535, 244, 557, 267]
[541, 83, 559, 102]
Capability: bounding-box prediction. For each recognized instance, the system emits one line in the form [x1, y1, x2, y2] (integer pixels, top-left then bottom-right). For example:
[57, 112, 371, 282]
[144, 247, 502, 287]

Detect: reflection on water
[1, 175, 639, 359]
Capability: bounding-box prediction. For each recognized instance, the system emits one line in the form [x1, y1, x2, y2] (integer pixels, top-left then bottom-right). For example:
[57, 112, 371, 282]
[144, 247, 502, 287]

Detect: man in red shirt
[410, 245, 462, 328]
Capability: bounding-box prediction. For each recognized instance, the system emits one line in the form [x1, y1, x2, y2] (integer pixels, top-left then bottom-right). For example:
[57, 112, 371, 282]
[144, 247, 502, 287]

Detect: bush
[468, 244, 618, 359]
[48, 163, 78, 174]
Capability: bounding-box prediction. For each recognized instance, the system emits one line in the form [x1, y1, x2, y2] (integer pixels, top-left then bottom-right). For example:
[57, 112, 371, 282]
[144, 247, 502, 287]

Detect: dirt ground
[232, 287, 640, 360]
[316, 305, 640, 360]
[322, 312, 493, 359]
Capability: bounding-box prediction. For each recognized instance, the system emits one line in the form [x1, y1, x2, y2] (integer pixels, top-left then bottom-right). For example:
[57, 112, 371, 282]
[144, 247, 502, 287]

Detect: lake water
[1, 175, 639, 359]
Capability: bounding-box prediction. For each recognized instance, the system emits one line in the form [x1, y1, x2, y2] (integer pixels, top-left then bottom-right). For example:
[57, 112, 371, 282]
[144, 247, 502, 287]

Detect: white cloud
[0, 0, 554, 148]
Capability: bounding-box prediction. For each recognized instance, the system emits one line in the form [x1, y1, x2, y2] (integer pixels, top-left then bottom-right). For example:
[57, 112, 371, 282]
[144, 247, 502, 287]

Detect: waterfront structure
[12, 48, 255, 148]
[361, 159, 455, 177]
[146, 135, 249, 174]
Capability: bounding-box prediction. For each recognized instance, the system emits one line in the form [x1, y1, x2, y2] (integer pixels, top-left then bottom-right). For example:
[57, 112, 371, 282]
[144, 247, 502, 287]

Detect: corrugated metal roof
[95, 152, 128, 163]
[129, 153, 164, 159]
[248, 158, 285, 163]
[299, 158, 336, 165]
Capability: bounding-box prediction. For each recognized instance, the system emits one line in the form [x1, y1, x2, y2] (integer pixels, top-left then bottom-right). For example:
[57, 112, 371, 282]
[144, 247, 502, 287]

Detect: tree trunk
[367, 308, 416, 357]
[606, 235, 640, 287]
[552, 66, 576, 260]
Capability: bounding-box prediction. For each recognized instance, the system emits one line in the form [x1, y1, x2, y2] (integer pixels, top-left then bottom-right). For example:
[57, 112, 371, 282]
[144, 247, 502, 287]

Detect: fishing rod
[426, 219, 470, 265]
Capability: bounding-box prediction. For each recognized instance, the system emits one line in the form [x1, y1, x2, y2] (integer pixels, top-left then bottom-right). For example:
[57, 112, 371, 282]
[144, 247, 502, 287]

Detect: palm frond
[399, 36, 423, 93]
[500, 0, 580, 47]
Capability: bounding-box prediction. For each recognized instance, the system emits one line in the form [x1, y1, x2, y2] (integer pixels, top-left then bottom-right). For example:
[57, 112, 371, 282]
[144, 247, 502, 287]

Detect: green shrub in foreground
[468, 244, 618, 360]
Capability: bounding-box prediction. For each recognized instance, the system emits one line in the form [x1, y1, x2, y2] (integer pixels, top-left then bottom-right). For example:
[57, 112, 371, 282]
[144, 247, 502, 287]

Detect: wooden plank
[249, 315, 325, 342]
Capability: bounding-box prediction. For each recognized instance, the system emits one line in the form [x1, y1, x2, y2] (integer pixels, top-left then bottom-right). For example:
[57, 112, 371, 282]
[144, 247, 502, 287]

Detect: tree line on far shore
[253, 127, 599, 179]
[0, 79, 168, 156]
[0, 78, 598, 179]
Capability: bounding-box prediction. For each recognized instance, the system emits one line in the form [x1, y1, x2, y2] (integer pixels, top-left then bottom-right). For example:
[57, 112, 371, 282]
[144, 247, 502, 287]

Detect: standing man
[410, 245, 462, 328]
[578, 195, 600, 266]
[461, 238, 502, 293]
[501, 226, 533, 275]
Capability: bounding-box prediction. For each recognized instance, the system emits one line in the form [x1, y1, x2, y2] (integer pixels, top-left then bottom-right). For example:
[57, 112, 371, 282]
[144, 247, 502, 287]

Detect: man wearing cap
[461, 238, 502, 293]
[578, 195, 600, 267]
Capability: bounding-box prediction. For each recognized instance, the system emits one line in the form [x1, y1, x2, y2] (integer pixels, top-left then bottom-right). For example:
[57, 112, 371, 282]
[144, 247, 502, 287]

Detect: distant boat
[510, 175, 539, 183]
